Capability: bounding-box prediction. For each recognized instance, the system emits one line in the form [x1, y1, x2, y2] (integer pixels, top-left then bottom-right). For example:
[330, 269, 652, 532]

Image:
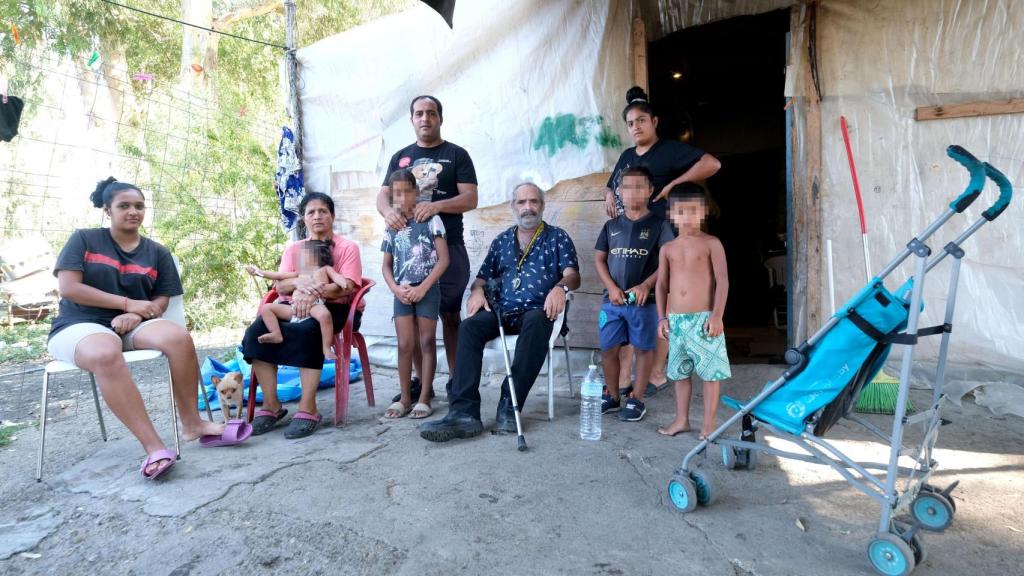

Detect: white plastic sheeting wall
[297, 0, 632, 205]
[296, 0, 1023, 413]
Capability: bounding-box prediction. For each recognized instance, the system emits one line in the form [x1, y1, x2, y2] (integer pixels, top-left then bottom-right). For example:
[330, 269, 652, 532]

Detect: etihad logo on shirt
[610, 247, 650, 257]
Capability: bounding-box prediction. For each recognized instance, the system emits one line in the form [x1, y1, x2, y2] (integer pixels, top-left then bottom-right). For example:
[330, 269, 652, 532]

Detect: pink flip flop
[199, 420, 253, 447]
[140, 448, 177, 480]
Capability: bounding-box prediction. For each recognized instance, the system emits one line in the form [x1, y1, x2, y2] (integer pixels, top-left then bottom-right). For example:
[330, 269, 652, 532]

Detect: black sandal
[251, 408, 287, 435]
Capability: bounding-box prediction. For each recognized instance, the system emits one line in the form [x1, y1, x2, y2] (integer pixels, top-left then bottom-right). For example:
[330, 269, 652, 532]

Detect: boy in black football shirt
[595, 166, 675, 422]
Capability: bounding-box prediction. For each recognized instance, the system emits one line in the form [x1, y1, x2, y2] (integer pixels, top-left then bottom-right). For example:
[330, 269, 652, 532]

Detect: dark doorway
[649, 9, 790, 363]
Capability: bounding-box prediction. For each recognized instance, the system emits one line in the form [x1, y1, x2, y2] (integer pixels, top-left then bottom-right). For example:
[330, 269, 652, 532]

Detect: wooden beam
[789, 4, 823, 344]
[915, 98, 1024, 121]
[632, 17, 648, 92]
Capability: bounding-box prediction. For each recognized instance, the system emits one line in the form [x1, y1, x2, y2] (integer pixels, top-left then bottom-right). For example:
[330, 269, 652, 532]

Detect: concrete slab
[0, 363, 1021, 575]
[0, 506, 62, 560]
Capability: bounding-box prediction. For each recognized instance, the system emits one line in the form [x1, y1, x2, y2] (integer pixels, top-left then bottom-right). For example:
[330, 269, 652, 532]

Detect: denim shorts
[597, 301, 658, 351]
[394, 283, 441, 319]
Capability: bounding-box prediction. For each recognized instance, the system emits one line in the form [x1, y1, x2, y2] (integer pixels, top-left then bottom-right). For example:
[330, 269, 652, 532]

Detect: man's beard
[516, 211, 542, 229]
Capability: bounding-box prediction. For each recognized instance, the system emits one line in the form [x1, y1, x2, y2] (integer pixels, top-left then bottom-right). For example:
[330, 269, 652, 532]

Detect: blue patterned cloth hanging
[275, 126, 304, 233]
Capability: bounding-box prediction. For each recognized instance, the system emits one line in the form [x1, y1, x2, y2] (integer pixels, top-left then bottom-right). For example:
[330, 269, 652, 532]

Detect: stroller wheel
[667, 474, 698, 513]
[911, 492, 954, 531]
[867, 533, 915, 576]
[908, 531, 927, 565]
[690, 470, 717, 506]
[722, 446, 737, 470]
[743, 448, 759, 470]
[921, 483, 957, 512]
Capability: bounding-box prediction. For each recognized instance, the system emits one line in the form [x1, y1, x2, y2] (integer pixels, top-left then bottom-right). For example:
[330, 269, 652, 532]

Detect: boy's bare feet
[258, 332, 283, 344]
[657, 420, 691, 437]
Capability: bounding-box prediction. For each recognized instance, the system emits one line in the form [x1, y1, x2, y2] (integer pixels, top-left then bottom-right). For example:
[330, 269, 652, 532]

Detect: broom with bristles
[840, 117, 905, 415]
[856, 370, 913, 415]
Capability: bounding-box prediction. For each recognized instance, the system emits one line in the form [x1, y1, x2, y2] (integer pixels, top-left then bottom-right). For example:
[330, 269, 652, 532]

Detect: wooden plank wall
[331, 173, 612, 350]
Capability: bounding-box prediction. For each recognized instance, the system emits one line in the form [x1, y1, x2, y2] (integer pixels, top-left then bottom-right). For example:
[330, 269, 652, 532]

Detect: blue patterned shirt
[477, 222, 579, 316]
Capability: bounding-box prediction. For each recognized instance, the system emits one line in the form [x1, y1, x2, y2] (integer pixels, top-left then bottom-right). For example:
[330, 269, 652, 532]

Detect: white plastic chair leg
[36, 371, 49, 481]
[547, 349, 555, 421]
[562, 336, 574, 398]
[168, 363, 180, 459]
[89, 374, 108, 441]
[198, 378, 214, 422]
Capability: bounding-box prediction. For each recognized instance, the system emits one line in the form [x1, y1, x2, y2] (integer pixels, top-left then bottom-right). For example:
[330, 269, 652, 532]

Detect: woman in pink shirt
[241, 192, 363, 439]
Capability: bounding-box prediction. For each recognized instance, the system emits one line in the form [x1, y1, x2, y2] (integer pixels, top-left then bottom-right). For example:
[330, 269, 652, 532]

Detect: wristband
[123, 296, 128, 312]
[658, 317, 668, 323]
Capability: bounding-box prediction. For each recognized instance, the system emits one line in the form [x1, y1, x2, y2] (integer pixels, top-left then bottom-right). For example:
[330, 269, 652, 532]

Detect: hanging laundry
[1, 95, 25, 142]
[274, 126, 304, 234]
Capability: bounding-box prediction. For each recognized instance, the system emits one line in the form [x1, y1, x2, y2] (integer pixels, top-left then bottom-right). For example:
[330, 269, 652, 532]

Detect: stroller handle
[946, 145, 986, 213]
[982, 162, 1013, 221]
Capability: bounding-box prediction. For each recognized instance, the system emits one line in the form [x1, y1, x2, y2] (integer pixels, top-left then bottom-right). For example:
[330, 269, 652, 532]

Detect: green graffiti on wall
[533, 114, 622, 157]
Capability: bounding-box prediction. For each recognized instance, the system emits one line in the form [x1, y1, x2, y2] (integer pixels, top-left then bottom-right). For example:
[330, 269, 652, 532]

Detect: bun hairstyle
[90, 177, 142, 208]
[622, 86, 655, 121]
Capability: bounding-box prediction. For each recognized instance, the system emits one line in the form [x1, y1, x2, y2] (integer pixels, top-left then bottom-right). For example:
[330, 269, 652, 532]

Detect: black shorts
[241, 302, 361, 369]
[438, 243, 470, 314]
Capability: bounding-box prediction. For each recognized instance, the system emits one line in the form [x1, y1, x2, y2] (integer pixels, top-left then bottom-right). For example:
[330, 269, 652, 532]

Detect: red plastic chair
[245, 278, 376, 426]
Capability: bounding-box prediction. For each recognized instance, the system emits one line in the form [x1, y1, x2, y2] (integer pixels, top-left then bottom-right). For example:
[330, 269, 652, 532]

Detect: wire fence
[1, 46, 288, 424]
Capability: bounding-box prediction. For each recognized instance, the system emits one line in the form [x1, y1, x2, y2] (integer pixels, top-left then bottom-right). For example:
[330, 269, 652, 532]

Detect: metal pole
[285, 0, 303, 163]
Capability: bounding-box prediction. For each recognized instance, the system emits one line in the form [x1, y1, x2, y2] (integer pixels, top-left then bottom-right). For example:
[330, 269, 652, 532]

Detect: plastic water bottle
[580, 364, 604, 440]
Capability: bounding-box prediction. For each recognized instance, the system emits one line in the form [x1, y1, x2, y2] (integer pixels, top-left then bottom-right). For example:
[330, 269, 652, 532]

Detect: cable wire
[99, 0, 289, 50]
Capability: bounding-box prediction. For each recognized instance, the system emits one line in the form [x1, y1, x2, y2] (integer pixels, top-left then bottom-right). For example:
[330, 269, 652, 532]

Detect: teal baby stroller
[665, 146, 1013, 576]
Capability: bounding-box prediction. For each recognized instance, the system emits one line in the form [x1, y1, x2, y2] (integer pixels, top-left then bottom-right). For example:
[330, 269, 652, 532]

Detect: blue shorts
[598, 302, 658, 351]
[393, 283, 441, 319]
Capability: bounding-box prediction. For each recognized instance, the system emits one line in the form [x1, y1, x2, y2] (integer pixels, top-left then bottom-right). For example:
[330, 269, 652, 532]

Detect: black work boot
[493, 393, 517, 434]
[419, 411, 484, 442]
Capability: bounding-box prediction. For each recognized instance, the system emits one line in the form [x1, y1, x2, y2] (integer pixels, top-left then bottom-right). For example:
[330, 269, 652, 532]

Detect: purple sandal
[140, 448, 177, 480]
[199, 420, 253, 447]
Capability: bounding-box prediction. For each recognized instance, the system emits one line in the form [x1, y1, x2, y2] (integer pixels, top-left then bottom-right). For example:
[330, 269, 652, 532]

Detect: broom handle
[841, 116, 872, 281]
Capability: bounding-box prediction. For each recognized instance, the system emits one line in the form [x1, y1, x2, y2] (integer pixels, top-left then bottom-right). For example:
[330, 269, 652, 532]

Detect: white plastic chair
[35, 294, 212, 480]
[485, 293, 575, 420]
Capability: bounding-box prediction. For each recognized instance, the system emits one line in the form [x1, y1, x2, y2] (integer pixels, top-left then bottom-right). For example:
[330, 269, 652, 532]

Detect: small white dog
[211, 372, 244, 422]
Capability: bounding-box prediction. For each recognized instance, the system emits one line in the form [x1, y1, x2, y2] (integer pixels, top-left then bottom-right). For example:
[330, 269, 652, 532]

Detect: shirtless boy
[654, 184, 731, 439]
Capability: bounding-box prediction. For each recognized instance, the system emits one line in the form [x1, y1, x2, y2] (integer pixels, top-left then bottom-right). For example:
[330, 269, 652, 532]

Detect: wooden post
[789, 4, 823, 343]
[632, 17, 648, 92]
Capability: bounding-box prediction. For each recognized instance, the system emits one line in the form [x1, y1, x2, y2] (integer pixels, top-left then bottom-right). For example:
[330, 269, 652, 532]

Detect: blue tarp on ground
[198, 346, 361, 411]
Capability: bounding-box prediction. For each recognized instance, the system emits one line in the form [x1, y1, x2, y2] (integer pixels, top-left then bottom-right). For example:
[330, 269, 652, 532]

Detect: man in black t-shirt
[377, 95, 479, 399]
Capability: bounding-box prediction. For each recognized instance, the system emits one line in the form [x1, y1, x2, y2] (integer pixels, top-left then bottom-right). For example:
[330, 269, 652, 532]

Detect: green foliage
[141, 106, 285, 331]
[0, 422, 28, 447]
[4, 0, 416, 332]
[0, 322, 49, 364]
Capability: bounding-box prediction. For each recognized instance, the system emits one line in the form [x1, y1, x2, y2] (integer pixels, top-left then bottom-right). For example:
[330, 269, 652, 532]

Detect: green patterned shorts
[667, 311, 732, 382]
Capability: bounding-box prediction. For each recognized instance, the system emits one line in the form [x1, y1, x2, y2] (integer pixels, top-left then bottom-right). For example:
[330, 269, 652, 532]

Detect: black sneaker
[619, 397, 647, 422]
[419, 411, 484, 442]
[601, 393, 621, 414]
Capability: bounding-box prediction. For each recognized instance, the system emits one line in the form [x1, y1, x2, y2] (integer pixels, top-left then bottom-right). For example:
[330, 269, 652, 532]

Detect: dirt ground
[1, 356, 1021, 576]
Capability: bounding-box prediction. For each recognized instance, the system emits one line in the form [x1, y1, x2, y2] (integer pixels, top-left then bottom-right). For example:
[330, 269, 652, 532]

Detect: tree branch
[213, 0, 284, 30]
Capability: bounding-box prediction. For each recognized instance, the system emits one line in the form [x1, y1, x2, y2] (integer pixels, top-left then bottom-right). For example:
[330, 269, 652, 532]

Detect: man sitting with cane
[419, 182, 580, 443]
